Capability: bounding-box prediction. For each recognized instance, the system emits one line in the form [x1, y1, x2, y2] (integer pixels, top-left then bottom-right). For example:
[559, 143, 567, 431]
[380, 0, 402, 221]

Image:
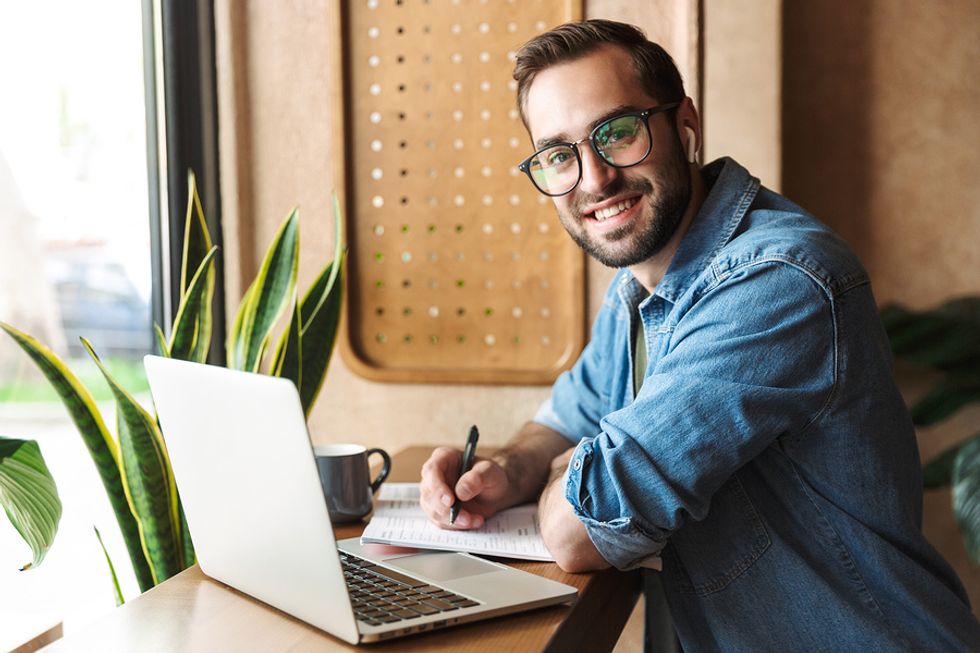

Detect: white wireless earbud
[685, 126, 697, 163]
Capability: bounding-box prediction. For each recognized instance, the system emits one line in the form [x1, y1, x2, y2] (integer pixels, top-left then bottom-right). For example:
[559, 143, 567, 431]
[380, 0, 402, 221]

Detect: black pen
[449, 425, 480, 525]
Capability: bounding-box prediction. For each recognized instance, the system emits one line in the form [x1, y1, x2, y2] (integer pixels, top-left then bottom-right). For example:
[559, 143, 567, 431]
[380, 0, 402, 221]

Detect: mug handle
[366, 448, 391, 493]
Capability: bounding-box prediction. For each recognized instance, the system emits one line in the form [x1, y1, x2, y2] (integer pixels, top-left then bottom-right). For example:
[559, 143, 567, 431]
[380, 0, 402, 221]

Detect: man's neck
[628, 165, 707, 293]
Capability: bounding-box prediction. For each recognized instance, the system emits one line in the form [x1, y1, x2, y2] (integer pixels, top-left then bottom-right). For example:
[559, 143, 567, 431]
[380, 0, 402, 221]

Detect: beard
[557, 139, 692, 268]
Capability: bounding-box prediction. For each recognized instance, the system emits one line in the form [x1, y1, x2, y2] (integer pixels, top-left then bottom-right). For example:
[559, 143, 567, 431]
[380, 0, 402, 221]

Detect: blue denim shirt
[535, 158, 979, 651]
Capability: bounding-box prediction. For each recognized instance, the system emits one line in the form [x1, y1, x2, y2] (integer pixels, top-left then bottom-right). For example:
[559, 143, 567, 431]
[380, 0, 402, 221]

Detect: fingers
[419, 449, 497, 530]
[453, 459, 496, 502]
[447, 509, 484, 530]
[419, 447, 458, 524]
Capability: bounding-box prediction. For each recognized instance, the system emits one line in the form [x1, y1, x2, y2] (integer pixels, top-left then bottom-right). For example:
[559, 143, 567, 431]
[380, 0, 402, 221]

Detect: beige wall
[783, 0, 980, 308]
[214, 1, 700, 454]
[703, 0, 782, 190]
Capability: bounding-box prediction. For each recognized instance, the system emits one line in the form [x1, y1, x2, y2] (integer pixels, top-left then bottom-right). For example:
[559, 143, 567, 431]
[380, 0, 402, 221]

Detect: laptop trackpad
[389, 553, 499, 582]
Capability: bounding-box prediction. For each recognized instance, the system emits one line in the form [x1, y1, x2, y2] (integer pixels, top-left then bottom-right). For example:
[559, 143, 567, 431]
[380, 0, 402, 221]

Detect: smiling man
[419, 19, 979, 651]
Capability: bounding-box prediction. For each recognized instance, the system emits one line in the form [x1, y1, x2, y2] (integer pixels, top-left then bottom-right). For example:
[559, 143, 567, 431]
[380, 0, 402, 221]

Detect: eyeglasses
[517, 103, 680, 197]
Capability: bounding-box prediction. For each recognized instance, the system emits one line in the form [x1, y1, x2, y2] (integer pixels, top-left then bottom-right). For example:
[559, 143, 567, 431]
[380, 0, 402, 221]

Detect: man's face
[524, 46, 691, 268]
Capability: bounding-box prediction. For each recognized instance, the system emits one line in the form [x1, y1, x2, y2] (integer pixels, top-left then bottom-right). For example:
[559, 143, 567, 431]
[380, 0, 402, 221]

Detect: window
[0, 0, 158, 632]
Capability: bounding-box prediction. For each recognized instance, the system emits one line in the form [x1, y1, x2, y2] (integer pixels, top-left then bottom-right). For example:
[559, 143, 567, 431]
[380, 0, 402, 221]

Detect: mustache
[571, 177, 654, 213]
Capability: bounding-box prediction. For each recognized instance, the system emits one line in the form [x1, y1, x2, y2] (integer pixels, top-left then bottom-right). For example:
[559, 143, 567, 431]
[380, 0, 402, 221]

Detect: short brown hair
[513, 19, 686, 128]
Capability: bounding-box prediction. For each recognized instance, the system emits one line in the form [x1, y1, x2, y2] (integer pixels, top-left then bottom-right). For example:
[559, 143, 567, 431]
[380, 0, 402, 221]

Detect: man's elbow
[542, 525, 610, 573]
[552, 546, 609, 573]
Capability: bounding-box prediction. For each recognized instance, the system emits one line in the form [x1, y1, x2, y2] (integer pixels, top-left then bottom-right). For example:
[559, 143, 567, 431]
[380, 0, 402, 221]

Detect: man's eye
[546, 150, 571, 166]
[607, 127, 633, 143]
[600, 122, 638, 146]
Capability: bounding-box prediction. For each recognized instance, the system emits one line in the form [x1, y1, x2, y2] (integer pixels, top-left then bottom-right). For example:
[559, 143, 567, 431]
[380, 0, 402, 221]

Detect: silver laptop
[144, 356, 577, 644]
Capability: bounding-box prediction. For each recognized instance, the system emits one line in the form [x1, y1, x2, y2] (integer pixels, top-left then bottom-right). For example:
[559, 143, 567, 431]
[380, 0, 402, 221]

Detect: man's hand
[419, 423, 574, 531]
[419, 447, 511, 529]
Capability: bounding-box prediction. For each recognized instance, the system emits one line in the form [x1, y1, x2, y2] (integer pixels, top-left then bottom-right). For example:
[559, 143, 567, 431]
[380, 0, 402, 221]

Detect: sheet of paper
[360, 483, 554, 561]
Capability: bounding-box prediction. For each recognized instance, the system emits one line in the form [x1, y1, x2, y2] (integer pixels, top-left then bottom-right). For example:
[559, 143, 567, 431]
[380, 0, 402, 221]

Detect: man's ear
[675, 97, 701, 164]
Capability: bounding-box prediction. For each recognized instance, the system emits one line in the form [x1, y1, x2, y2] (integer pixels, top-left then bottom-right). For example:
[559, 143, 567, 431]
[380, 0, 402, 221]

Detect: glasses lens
[593, 114, 648, 166]
[527, 145, 579, 195]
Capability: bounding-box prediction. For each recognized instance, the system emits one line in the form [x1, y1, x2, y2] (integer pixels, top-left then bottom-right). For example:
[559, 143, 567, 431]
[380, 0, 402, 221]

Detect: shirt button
[572, 458, 582, 471]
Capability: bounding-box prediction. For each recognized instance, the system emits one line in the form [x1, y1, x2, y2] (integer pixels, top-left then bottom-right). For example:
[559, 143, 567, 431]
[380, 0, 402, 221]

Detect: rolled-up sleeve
[565, 438, 667, 569]
[560, 261, 837, 569]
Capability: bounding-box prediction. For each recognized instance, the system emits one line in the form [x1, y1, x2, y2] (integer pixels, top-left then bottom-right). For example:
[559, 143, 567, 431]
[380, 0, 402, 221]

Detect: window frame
[144, 0, 226, 364]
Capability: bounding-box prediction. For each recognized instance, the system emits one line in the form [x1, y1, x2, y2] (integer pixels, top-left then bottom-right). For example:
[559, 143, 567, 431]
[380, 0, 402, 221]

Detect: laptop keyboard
[340, 552, 481, 626]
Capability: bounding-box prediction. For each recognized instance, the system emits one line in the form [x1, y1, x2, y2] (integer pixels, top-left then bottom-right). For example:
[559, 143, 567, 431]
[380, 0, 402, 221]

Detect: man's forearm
[538, 451, 610, 573]
[490, 421, 573, 508]
[483, 422, 608, 571]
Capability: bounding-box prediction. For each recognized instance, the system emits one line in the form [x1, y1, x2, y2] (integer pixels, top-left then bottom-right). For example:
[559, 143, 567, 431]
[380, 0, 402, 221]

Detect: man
[419, 19, 979, 651]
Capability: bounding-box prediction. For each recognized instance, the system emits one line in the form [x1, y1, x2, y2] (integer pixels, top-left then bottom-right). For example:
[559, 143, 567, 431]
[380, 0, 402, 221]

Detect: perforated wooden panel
[341, 0, 584, 384]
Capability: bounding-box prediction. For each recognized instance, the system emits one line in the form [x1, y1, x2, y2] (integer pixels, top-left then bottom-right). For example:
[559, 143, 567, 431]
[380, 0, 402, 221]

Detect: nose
[577, 145, 618, 196]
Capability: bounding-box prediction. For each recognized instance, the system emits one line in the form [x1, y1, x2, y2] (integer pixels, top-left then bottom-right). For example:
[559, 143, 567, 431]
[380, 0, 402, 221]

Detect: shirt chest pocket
[662, 474, 771, 596]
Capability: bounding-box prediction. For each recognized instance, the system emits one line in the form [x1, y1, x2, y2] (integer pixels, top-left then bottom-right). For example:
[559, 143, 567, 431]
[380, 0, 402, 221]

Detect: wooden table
[43, 447, 641, 652]
[1, 613, 62, 652]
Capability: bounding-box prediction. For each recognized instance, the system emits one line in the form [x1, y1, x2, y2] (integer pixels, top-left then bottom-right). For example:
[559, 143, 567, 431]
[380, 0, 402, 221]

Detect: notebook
[143, 356, 577, 644]
[362, 483, 554, 561]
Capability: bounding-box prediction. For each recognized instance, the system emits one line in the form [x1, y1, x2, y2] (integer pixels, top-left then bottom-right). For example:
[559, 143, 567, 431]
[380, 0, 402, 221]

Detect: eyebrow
[533, 104, 643, 150]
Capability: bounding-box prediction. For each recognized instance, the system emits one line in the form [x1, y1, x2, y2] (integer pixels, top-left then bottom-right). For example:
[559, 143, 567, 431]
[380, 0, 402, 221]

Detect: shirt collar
[648, 157, 760, 304]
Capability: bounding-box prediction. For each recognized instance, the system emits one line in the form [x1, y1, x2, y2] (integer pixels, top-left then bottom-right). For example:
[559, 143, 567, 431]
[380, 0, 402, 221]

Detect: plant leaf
[169, 246, 219, 362]
[910, 373, 980, 426]
[178, 499, 195, 569]
[230, 209, 299, 372]
[923, 445, 959, 489]
[180, 170, 214, 295]
[227, 280, 255, 368]
[177, 171, 216, 364]
[0, 322, 154, 591]
[951, 432, 980, 564]
[82, 339, 183, 585]
[882, 298, 980, 370]
[0, 437, 62, 569]
[272, 296, 302, 391]
[154, 324, 170, 357]
[296, 192, 346, 414]
[94, 525, 125, 606]
[297, 257, 344, 415]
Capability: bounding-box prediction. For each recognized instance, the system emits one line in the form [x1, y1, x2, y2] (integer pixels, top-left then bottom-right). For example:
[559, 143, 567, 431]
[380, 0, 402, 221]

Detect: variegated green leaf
[227, 280, 256, 369]
[296, 193, 346, 414]
[82, 339, 183, 585]
[230, 209, 299, 372]
[180, 170, 214, 294]
[952, 433, 980, 564]
[154, 324, 170, 358]
[178, 499, 195, 569]
[0, 437, 61, 570]
[0, 322, 154, 590]
[272, 296, 302, 391]
[178, 171, 216, 363]
[297, 257, 344, 415]
[169, 247, 219, 362]
[94, 525, 125, 606]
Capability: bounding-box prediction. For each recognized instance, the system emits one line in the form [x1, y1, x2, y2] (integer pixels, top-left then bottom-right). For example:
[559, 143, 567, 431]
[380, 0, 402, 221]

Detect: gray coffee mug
[313, 444, 391, 523]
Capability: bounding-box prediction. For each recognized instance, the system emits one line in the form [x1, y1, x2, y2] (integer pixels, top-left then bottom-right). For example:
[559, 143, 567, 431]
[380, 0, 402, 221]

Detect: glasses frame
[517, 102, 681, 197]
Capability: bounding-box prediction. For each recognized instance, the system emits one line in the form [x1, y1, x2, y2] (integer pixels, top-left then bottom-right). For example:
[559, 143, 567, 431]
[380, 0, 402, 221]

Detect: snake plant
[0, 436, 62, 570]
[0, 172, 345, 596]
[881, 297, 980, 563]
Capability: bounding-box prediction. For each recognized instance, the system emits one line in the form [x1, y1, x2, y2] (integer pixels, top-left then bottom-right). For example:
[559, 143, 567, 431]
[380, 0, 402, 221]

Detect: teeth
[594, 198, 637, 221]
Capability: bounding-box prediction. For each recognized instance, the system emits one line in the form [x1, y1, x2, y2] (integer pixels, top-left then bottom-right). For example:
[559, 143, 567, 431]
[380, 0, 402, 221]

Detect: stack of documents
[360, 483, 554, 561]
